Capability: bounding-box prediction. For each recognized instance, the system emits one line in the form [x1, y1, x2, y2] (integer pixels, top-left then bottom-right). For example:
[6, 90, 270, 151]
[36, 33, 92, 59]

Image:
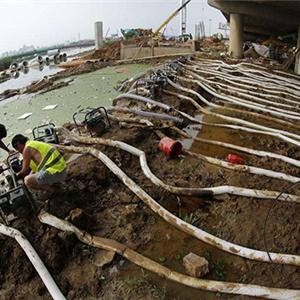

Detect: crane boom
[153, 0, 192, 36]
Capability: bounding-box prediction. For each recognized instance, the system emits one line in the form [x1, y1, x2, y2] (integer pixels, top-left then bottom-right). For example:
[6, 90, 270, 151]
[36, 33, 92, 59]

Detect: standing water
[0, 65, 62, 92]
[0, 64, 150, 158]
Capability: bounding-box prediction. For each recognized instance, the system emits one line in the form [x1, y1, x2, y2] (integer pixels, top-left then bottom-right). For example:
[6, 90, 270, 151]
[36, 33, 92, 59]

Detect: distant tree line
[0, 56, 14, 72]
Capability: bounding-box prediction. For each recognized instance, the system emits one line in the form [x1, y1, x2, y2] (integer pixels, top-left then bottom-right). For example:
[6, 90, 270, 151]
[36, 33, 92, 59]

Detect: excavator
[121, 0, 192, 41]
[153, 0, 192, 38]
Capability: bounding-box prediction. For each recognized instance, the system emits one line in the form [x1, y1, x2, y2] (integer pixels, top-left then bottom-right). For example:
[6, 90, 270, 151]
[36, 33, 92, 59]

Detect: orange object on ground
[159, 137, 183, 158]
[226, 154, 245, 165]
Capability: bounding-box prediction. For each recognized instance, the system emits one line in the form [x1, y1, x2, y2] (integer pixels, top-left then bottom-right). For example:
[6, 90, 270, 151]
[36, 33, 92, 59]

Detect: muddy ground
[0, 59, 300, 300]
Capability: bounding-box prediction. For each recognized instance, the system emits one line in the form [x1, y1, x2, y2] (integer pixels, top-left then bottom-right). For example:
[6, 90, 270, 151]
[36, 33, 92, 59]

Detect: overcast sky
[0, 0, 225, 54]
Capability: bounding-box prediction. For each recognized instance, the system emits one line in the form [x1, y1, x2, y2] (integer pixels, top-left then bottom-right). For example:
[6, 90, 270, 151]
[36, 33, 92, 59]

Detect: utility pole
[181, 0, 187, 35]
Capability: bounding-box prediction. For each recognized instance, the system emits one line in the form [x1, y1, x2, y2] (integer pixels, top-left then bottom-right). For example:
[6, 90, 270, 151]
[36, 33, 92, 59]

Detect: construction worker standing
[11, 134, 67, 192]
[0, 124, 11, 153]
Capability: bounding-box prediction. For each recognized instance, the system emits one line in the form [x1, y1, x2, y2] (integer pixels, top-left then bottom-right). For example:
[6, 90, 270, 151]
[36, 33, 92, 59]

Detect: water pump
[32, 123, 59, 144]
[73, 106, 111, 136]
[0, 153, 34, 225]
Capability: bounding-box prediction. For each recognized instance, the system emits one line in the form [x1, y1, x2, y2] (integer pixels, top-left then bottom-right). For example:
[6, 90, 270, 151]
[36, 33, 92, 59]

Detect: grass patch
[116, 271, 166, 300]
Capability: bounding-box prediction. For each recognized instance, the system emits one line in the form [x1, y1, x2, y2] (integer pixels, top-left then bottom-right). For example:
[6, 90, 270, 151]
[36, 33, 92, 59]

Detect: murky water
[0, 64, 150, 158]
[0, 46, 94, 93]
[181, 114, 203, 150]
[0, 66, 62, 92]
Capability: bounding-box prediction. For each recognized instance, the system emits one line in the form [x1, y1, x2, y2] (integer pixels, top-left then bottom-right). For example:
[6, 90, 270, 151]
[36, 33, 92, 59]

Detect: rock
[66, 208, 88, 228]
[93, 249, 115, 267]
[183, 253, 209, 278]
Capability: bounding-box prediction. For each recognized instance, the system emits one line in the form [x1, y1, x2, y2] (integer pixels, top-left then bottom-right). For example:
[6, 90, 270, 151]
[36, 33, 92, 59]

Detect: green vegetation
[203, 250, 227, 280]
[239, 274, 248, 283]
[174, 253, 183, 261]
[116, 271, 166, 300]
[0, 56, 13, 71]
[182, 212, 200, 226]
[214, 260, 227, 281]
[158, 256, 167, 263]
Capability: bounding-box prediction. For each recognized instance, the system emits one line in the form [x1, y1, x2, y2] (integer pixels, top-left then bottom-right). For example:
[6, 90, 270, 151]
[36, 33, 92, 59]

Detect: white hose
[186, 61, 300, 99]
[62, 129, 300, 203]
[173, 127, 300, 168]
[201, 77, 300, 113]
[168, 78, 300, 143]
[182, 73, 300, 122]
[0, 223, 65, 300]
[39, 212, 300, 300]
[58, 145, 300, 266]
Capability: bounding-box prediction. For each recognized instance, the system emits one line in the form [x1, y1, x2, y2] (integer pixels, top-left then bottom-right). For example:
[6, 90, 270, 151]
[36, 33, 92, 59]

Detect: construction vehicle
[153, 0, 192, 37]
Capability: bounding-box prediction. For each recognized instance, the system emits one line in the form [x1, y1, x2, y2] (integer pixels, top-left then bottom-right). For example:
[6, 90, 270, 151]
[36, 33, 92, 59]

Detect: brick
[183, 253, 209, 278]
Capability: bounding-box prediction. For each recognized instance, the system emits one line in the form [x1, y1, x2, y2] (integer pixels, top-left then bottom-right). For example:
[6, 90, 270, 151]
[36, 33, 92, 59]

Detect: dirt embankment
[83, 41, 121, 61]
[1, 59, 300, 299]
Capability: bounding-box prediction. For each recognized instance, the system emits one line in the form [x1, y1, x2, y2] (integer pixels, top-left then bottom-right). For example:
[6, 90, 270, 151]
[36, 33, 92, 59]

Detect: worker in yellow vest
[11, 134, 67, 192]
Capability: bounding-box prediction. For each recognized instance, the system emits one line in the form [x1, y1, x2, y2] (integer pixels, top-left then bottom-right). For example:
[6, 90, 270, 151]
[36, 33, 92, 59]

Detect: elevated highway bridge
[208, 0, 300, 74]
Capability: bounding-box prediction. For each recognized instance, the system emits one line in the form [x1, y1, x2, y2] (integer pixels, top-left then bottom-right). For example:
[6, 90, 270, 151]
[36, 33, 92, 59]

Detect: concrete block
[183, 253, 209, 278]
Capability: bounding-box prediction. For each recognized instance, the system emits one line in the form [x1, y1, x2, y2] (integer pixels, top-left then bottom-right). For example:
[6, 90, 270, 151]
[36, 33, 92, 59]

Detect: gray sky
[0, 0, 225, 54]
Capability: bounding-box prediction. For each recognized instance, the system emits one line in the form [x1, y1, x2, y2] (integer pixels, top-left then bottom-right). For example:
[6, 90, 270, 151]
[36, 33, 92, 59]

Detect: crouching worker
[12, 134, 67, 192]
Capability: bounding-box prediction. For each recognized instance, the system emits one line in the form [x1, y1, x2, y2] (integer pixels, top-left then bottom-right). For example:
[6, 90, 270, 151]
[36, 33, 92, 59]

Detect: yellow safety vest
[26, 140, 66, 175]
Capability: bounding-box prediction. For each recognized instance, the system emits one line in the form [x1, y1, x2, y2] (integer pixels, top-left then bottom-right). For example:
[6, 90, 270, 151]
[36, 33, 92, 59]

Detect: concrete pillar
[229, 13, 244, 59]
[295, 25, 300, 75]
[94, 21, 103, 50]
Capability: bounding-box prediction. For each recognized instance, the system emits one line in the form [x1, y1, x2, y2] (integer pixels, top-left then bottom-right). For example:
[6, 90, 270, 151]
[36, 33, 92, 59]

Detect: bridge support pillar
[94, 21, 103, 50]
[295, 25, 300, 75]
[229, 13, 244, 59]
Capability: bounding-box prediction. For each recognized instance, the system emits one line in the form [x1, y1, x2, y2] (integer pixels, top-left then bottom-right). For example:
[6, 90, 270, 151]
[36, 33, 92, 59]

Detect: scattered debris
[226, 154, 245, 165]
[17, 112, 32, 120]
[42, 104, 58, 110]
[159, 137, 183, 158]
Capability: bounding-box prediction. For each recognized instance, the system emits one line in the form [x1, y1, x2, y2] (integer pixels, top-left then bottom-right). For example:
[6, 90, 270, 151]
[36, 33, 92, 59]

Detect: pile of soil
[84, 41, 121, 61]
[200, 37, 226, 52]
